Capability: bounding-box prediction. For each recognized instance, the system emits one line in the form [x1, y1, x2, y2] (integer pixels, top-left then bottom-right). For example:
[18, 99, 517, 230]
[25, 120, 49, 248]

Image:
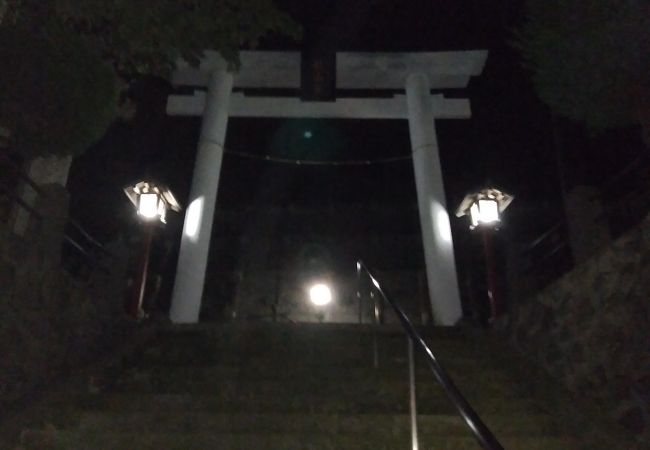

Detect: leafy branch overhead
[52, 0, 301, 76]
[0, 0, 301, 157]
[516, 0, 650, 133]
[0, 24, 118, 158]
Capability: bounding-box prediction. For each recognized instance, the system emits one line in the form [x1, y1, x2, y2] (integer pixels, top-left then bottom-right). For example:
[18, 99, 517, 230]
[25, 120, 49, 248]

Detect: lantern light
[139, 193, 159, 219]
[124, 181, 181, 224]
[456, 188, 513, 230]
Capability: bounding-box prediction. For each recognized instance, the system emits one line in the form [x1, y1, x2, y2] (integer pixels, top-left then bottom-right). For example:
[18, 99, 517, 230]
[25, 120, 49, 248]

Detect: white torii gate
[167, 50, 488, 325]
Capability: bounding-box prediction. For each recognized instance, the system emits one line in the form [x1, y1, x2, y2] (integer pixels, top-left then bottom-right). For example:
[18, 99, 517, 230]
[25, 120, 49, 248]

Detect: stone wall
[501, 213, 650, 445]
[0, 184, 131, 409]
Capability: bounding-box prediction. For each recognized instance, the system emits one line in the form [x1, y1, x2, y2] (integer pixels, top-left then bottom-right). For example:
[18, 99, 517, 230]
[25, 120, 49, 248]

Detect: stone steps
[129, 338, 494, 369]
[112, 365, 517, 397]
[134, 323, 486, 362]
[53, 392, 542, 416]
[155, 322, 467, 339]
[6, 323, 624, 450]
[116, 363, 510, 381]
[107, 378, 520, 407]
[131, 342, 489, 359]
[75, 411, 567, 436]
[141, 329, 482, 352]
[38, 430, 580, 450]
[130, 353, 496, 372]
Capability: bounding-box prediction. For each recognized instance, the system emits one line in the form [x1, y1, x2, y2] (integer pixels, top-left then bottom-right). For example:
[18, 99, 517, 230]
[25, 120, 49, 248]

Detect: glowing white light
[430, 202, 453, 244]
[309, 283, 332, 306]
[371, 277, 380, 290]
[157, 200, 167, 223]
[456, 188, 512, 230]
[184, 197, 204, 241]
[138, 193, 159, 219]
[304, 130, 313, 139]
[436, 209, 452, 243]
[475, 198, 500, 225]
[470, 203, 480, 228]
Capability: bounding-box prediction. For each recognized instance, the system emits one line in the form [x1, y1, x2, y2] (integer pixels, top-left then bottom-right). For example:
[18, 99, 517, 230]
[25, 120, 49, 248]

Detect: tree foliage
[516, 0, 650, 131]
[49, 0, 300, 76]
[0, 0, 300, 157]
[0, 24, 118, 157]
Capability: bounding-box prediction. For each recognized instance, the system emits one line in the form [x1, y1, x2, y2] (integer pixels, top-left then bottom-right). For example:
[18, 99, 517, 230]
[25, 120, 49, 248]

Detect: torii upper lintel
[172, 50, 487, 90]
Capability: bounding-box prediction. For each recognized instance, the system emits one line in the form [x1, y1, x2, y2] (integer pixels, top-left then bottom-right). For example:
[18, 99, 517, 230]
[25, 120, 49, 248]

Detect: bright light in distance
[138, 193, 159, 219]
[309, 283, 332, 306]
[303, 130, 313, 139]
[184, 197, 204, 241]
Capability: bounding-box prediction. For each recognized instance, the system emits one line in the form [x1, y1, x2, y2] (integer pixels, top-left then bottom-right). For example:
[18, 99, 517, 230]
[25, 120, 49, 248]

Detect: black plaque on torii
[301, 28, 336, 102]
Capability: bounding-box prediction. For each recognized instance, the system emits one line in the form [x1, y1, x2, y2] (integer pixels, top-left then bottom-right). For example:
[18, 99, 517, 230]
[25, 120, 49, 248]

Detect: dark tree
[0, 24, 118, 157]
[0, 0, 300, 157]
[516, 0, 650, 142]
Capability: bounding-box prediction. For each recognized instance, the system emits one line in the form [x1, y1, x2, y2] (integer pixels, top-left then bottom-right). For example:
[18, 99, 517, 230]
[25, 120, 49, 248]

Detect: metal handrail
[67, 219, 113, 256]
[356, 260, 505, 450]
[523, 220, 564, 252]
[0, 183, 44, 221]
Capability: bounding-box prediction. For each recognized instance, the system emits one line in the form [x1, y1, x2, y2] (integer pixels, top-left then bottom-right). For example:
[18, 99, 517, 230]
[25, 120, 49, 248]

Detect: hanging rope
[224, 147, 413, 166]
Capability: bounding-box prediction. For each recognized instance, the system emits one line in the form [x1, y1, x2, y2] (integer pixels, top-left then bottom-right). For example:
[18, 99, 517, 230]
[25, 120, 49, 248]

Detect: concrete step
[113, 364, 517, 394]
[32, 430, 580, 450]
[146, 326, 480, 349]
[75, 411, 569, 437]
[117, 362, 511, 380]
[130, 336, 494, 369]
[155, 322, 469, 340]
[137, 324, 487, 363]
[52, 392, 542, 416]
[129, 351, 497, 373]
[110, 372, 519, 405]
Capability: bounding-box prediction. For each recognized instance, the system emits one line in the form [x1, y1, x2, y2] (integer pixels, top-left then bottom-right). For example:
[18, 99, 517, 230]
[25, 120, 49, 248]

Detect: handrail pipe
[356, 260, 505, 450]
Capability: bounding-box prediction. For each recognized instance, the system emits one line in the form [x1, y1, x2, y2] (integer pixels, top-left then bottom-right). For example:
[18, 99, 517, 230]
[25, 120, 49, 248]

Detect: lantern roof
[455, 187, 513, 218]
[123, 180, 182, 212]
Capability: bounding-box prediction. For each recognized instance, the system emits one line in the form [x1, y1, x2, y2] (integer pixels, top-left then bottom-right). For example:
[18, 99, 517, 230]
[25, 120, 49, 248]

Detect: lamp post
[456, 188, 513, 323]
[124, 181, 181, 320]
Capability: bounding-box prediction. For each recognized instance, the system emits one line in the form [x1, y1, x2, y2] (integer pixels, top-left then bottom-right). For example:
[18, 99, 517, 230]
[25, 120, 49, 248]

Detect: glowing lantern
[124, 181, 181, 224]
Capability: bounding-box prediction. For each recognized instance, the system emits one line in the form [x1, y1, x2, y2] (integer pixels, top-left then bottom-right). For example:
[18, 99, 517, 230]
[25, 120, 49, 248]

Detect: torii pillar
[406, 73, 461, 325]
[167, 50, 487, 325]
[169, 69, 233, 323]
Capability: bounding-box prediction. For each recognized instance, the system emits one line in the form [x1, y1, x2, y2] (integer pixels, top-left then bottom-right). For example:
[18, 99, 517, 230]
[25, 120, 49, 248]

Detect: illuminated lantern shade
[124, 181, 181, 223]
[456, 188, 513, 230]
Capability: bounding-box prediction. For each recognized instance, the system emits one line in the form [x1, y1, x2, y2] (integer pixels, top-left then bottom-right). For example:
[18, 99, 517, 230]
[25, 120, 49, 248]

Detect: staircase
[5, 322, 632, 449]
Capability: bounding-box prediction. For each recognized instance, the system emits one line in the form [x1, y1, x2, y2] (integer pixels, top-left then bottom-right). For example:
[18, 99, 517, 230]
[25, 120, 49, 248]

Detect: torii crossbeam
[167, 50, 488, 325]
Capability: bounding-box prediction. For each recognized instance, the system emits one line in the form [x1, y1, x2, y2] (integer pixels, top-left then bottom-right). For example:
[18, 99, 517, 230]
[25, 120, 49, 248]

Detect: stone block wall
[0, 184, 131, 409]
[501, 214, 650, 444]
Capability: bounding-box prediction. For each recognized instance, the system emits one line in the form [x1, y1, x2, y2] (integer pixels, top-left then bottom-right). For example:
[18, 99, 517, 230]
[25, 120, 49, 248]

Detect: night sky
[67, 0, 645, 312]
